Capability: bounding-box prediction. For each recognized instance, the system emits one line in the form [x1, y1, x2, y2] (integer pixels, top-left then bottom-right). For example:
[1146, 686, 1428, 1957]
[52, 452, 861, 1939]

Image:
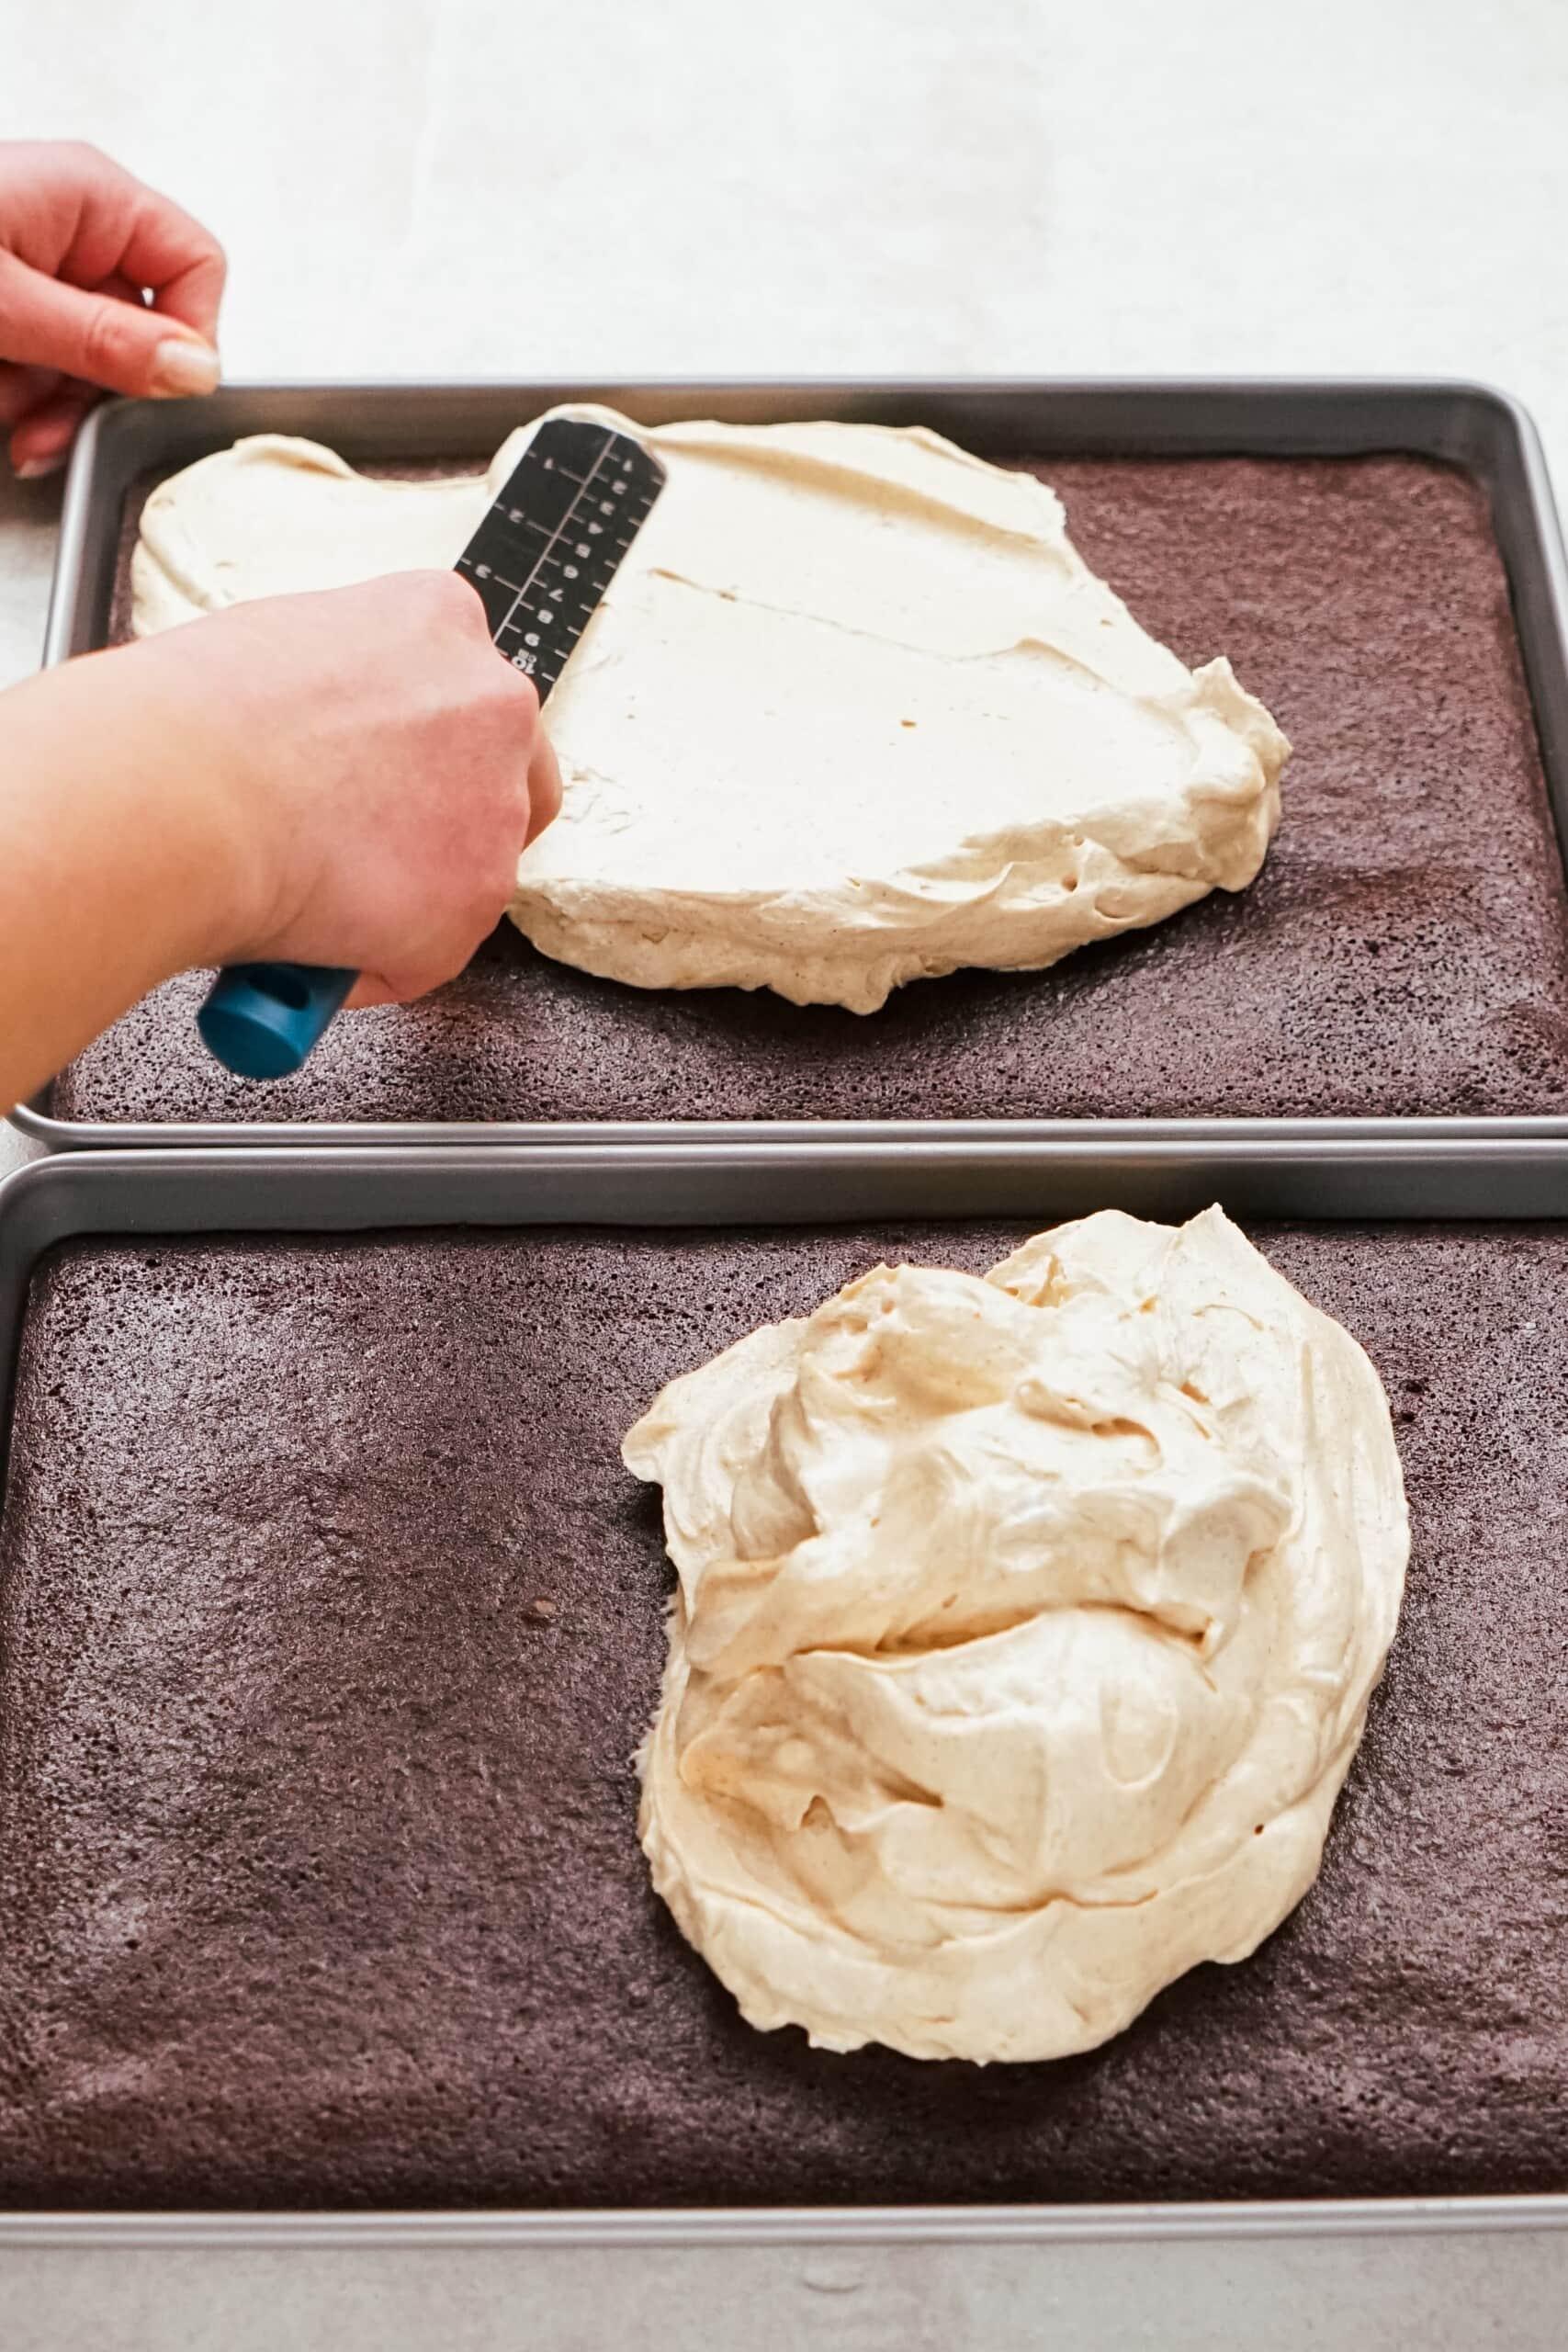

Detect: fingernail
[14, 450, 67, 481]
[150, 338, 221, 398]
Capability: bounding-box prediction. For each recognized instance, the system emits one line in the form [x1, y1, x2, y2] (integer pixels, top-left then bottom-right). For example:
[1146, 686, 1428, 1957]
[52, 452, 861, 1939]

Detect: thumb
[0, 254, 220, 399]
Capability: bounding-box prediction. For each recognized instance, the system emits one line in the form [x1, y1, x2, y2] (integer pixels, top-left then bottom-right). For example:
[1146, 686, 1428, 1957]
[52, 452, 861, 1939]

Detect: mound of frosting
[132, 410, 1290, 1012]
[625, 1207, 1408, 2063]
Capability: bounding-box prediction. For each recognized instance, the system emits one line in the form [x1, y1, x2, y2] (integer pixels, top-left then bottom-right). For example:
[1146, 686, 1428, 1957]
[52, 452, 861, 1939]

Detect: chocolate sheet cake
[48, 451, 1568, 1126]
[1, 1219, 1564, 2207]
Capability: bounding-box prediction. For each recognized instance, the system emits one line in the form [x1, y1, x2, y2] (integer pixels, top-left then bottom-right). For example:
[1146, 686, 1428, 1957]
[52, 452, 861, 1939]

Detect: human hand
[132, 571, 562, 1004]
[0, 140, 225, 479]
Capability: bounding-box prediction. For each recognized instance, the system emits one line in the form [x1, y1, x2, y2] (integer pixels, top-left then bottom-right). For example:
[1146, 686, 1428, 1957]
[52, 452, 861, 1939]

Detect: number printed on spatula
[456, 417, 667, 699]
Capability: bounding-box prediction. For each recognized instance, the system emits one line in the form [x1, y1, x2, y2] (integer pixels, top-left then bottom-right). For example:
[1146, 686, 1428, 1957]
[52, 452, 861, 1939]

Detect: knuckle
[479, 667, 539, 736]
[431, 566, 482, 615]
[78, 299, 131, 381]
[414, 568, 486, 636]
[461, 831, 518, 920]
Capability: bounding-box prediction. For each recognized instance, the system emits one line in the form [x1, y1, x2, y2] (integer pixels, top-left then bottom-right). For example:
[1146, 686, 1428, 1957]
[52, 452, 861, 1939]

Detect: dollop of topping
[626, 1207, 1407, 2062]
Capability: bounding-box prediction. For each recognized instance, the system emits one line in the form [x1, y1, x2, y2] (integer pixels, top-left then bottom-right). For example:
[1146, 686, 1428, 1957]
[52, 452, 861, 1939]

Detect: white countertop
[6, 0, 1568, 1182]
[7, 0, 1568, 676]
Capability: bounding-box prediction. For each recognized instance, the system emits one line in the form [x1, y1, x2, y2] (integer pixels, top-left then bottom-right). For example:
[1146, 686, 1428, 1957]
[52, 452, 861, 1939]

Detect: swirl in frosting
[625, 1207, 1408, 2062]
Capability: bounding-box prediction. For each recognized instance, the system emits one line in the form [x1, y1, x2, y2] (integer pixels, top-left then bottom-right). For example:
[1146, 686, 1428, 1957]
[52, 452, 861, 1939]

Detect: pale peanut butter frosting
[132, 408, 1289, 1011]
[625, 1209, 1408, 2063]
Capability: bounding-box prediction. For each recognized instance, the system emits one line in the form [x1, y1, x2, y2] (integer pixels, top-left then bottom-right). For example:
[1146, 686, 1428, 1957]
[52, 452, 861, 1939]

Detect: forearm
[0, 645, 245, 1112]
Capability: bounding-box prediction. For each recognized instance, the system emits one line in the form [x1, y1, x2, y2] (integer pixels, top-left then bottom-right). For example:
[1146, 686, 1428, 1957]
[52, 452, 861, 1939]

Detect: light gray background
[3, 4, 1568, 2341]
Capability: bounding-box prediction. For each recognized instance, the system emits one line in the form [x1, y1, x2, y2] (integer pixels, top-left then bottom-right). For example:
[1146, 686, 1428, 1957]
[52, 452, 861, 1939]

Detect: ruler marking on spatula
[196, 418, 667, 1081]
[462, 420, 663, 695]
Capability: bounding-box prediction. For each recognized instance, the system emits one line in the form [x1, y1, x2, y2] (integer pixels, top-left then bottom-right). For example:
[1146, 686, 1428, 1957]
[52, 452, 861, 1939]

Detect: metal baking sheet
[13, 375, 1568, 1153]
[2, 1142, 1566, 2350]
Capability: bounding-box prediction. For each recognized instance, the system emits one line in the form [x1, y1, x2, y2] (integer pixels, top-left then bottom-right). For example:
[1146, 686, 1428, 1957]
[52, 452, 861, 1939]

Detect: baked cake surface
[1, 1220, 1563, 2207]
[49, 450, 1568, 1125]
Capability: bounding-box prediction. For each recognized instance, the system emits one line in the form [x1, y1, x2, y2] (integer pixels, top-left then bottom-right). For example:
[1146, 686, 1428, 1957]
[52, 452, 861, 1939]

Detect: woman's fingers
[5, 273, 163, 474]
[0, 142, 225, 423]
[332, 729, 559, 1010]
[0, 248, 219, 400]
[4, 143, 227, 339]
[9, 379, 99, 478]
[86, 175, 227, 346]
[0, 362, 58, 429]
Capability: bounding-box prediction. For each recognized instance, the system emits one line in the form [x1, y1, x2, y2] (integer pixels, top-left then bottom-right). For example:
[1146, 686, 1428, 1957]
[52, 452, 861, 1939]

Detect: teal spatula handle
[197, 963, 356, 1080]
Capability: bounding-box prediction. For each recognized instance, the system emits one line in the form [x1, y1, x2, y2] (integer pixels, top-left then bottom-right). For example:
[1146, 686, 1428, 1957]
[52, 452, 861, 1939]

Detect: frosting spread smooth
[624, 1207, 1408, 2063]
[132, 411, 1291, 1012]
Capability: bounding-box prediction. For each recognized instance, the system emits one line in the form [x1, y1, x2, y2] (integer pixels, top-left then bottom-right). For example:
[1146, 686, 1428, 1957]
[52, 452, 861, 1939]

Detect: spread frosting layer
[132, 411, 1290, 1012]
[624, 1208, 1408, 2063]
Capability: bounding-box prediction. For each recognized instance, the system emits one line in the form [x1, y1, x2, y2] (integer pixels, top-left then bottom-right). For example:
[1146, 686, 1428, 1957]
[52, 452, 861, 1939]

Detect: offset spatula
[196, 417, 667, 1080]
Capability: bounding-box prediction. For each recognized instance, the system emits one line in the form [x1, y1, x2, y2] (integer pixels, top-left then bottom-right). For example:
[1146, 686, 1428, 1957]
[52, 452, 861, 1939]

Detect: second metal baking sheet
[1, 1143, 1567, 2352]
